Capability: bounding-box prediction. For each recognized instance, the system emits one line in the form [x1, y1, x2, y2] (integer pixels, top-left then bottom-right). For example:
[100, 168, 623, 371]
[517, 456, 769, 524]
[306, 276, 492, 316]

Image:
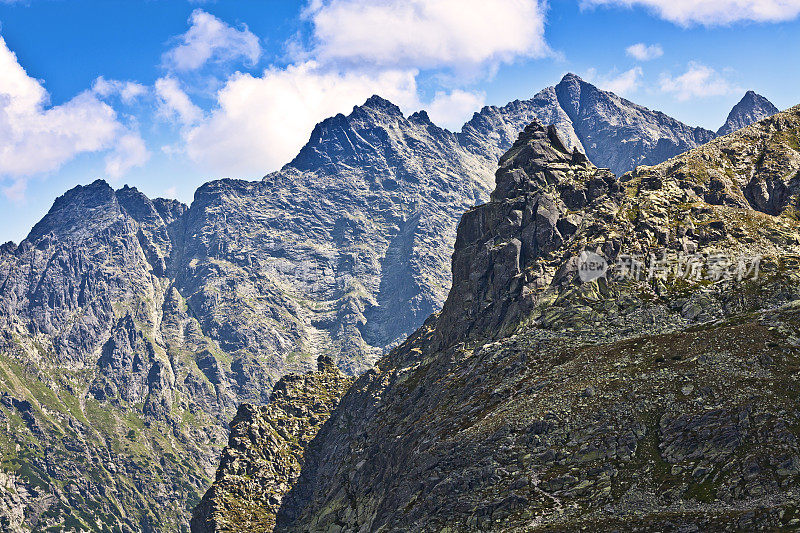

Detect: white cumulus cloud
[163, 9, 261, 71]
[426, 90, 485, 130]
[0, 36, 147, 197]
[626, 43, 663, 61]
[155, 77, 203, 125]
[304, 0, 550, 73]
[161, 1, 549, 179]
[582, 0, 800, 26]
[659, 62, 739, 100]
[184, 62, 420, 177]
[585, 67, 643, 95]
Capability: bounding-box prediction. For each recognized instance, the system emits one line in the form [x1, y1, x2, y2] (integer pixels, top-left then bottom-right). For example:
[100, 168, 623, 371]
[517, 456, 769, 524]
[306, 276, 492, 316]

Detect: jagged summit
[26, 178, 118, 242]
[268, 104, 800, 533]
[0, 241, 17, 254]
[492, 122, 592, 201]
[24, 180, 187, 246]
[360, 94, 403, 115]
[285, 93, 453, 174]
[558, 71, 584, 84]
[409, 109, 434, 125]
[40, 178, 114, 213]
[717, 90, 779, 136]
[436, 120, 620, 347]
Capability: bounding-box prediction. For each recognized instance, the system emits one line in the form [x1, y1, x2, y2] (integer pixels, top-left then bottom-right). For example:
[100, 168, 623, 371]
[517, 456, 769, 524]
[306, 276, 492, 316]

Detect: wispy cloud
[582, 0, 800, 26]
[659, 62, 739, 100]
[155, 77, 203, 125]
[104, 133, 150, 179]
[302, 0, 550, 75]
[92, 76, 148, 104]
[162, 9, 261, 72]
[626, 43, 663, 61]
[0, 37, 147, 198]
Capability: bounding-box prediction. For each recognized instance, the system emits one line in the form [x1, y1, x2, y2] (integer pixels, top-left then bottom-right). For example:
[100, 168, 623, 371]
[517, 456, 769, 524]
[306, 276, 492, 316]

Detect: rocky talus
[0, 76, 779, 531]
[190, 356, 351, 533]
[259, 106, 800, 531]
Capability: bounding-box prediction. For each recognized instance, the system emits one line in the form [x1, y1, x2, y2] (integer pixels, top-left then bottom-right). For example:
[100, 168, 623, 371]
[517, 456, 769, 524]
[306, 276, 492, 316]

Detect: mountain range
[196, 103, 800, 532]
[0, 74, 780, 531]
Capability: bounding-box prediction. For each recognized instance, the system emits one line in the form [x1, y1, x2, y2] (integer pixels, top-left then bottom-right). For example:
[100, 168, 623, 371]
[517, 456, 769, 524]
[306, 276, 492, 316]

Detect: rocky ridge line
[0, 77, 782, 531]
[190, 355, 352, 533]
[268, 105, 800, 531]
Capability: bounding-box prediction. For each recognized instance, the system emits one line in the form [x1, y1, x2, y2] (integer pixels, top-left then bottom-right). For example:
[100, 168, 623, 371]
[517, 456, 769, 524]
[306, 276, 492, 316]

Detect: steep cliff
[190, 356, 351, 533]
[0, 78, 781, 530]
[0, 182, 224, 531]
[272, 105, 800, 531]
[718, 91, 780, 136]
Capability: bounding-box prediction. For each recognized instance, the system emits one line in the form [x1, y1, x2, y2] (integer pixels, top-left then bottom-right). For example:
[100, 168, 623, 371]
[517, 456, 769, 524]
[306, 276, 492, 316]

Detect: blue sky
[0, 0, 799, 242]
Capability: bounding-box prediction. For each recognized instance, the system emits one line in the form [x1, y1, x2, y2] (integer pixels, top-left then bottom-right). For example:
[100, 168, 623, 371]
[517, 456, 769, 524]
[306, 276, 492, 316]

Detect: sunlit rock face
[0, 76, 780, 530]
[718, 90, 779, 136]
[273, 106, 800, 532]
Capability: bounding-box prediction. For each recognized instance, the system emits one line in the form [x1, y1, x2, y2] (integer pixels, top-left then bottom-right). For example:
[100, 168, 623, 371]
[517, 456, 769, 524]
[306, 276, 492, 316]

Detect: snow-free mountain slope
[718, 90, 780, 136]
[271, 105, 800, 532]
[0, 79, 780, 530]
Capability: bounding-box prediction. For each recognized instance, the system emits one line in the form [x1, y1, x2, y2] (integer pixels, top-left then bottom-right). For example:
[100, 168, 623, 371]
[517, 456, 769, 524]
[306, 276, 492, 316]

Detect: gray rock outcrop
[718, 90, 780, 136]
[0, 77, 781, 530]
[274, 105, 800, 532]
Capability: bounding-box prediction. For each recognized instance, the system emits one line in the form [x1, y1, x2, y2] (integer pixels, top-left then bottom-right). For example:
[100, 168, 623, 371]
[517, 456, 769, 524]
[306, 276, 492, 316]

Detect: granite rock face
[272, 106, 800, 531]
[461, 73, 719, 177]
[0, 181, 225, 531]
[190, 356, 351, 533]
[0, 78, 779, 530]
[194, 96, 495, 378]
[436, 123, 621, 347]
[0, 97, 492, 531]
[718, 90, 780, 136]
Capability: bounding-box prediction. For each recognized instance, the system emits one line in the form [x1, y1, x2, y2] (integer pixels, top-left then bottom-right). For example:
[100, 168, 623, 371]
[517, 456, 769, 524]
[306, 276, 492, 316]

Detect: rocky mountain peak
[360, 94, 403, 115]
[286, 94, 423, 173]
[267, 104, 800, 533]
[116, 184, 163, 222]
[559, 72, 584, 84]
[408, 109, 433, 125]
[492, 123, 593, 201]
[436, 120, 620, 347]
[554, 72, 592, 109]
[717, 90, 780, 136]
[26, 178, 119, 243]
